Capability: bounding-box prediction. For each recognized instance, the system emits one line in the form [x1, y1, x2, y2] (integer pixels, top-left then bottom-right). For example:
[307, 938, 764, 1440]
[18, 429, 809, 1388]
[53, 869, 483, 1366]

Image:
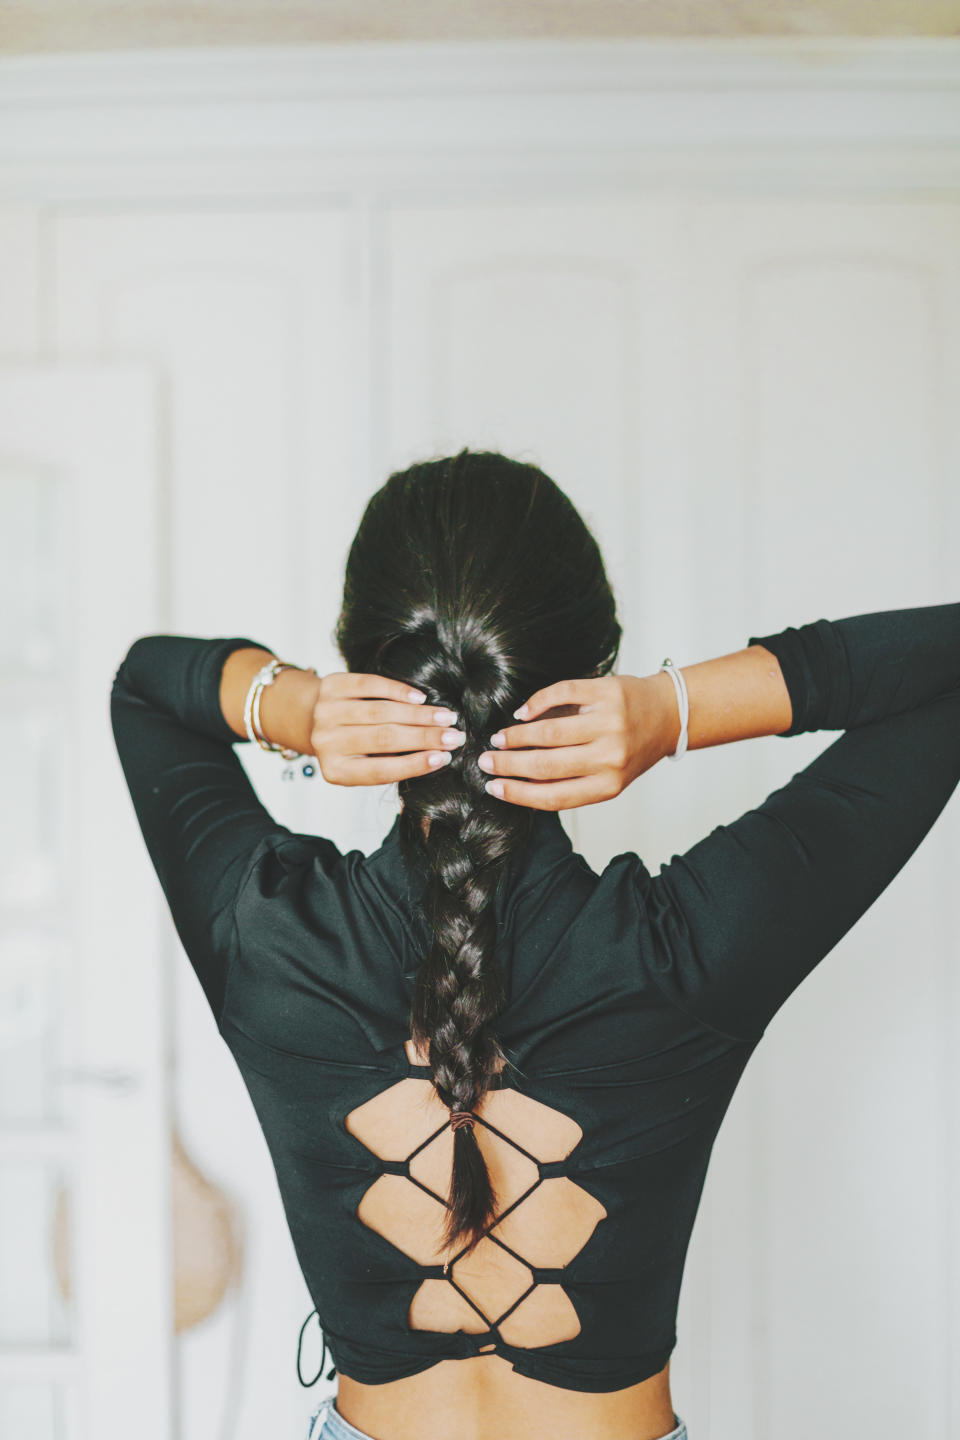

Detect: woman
[110, 448, 960, 1440]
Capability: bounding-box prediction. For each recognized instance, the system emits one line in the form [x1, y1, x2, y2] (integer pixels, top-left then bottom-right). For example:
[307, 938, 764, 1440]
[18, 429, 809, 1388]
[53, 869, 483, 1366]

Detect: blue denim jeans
[305, 1394, 689, 1440]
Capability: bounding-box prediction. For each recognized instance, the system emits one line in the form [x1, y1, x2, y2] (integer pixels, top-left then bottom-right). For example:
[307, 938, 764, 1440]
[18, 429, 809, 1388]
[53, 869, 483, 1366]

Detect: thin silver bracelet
[659, 658, 689, 761]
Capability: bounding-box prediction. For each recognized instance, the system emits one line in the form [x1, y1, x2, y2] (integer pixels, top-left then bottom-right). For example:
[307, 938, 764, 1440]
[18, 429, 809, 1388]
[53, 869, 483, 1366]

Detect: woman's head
[334, 447, 621, 1259]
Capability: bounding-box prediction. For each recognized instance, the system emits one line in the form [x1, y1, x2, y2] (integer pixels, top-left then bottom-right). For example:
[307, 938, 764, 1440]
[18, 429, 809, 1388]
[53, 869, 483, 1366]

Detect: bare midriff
[336, 1353, 676, 1440]
[335, 1039, 678, 1440]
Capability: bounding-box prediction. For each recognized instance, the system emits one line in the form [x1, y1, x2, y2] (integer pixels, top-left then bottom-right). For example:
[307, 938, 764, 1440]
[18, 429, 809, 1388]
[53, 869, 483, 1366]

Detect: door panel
[51, 207, 365, 1440]
[383, 196, 960, 1439]
[0, 366, 168, 1440]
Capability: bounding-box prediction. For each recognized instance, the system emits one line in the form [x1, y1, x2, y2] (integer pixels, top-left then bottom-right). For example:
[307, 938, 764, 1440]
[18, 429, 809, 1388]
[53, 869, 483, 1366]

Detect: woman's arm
[632, 602, 960, 1043]
[646, 642, 794, 756]
[219, 645, 323, 751]
[478, 641, 794, 807]
[110, 634, 318, 1022]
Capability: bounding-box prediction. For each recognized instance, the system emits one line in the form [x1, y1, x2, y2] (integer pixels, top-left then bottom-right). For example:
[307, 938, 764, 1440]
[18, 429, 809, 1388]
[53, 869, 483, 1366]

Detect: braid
[399, 629, 535, 1259]
[333, 447, 622, 1263]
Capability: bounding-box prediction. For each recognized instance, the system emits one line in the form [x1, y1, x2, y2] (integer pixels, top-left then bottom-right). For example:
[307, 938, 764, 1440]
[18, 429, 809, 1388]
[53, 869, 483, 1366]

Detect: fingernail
[434, 709, 458, 725]
[490, 732, 505, 748]
[408, 690, 427, 703]
[428, 751, 452, 767]
[513, 704, 529, 720]
[441, 729, 465, 746]
[485, 779, 504, 798]
[478, 754, 494, 772]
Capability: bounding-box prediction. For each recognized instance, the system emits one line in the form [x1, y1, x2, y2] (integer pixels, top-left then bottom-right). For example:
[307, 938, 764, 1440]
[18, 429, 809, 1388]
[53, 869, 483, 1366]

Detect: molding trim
[1, 37, 959, 202]
[3, 36, 960, 99]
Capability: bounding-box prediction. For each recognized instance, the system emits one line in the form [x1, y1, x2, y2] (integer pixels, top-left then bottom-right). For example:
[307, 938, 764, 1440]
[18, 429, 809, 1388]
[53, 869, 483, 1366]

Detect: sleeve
[110, 633, 296, 1023]
[634, 602, 960, 1044]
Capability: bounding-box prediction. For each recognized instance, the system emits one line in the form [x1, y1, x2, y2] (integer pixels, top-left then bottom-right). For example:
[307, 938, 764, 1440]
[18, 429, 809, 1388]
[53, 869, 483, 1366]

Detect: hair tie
[449, 1110, 475, 1131]
[659, 657, 689, 761]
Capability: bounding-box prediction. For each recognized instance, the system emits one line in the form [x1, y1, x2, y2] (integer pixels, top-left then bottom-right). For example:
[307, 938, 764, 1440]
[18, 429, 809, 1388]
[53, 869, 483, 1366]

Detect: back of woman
[110, 449, 960, 1440]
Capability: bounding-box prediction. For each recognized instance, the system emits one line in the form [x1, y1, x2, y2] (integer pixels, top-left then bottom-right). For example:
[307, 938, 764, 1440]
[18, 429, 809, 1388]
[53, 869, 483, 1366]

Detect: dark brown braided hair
[334, 448, 621, 1259]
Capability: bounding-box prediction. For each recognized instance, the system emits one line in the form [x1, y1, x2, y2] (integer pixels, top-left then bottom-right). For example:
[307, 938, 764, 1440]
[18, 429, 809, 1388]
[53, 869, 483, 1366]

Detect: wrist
[220, 646, 323, 754]
[662, 646, 792, 752]
[649, 667, 684, 762]
[256, 664, 324, 757]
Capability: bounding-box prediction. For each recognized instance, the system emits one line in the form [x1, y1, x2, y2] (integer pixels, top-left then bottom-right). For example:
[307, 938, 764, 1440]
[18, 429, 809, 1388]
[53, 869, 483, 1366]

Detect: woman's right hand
[476, 671, 680, 810]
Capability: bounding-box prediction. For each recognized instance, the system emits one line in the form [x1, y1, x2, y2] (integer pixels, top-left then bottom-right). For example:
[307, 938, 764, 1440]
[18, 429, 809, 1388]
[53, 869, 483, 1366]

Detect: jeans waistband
[306, 1395, 689, 1440]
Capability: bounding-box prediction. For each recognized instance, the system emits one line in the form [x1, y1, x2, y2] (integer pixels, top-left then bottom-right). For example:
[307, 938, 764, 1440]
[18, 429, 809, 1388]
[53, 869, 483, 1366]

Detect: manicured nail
[408, 690, 427, 702]
[485, 779, 504, 798]
[441, 729, 465, 746]
[434, 709, 458, 725]
[478, 754, 494, 772]
[513, 704, 529, 720]
[490, 732, 505, 748]
[428, 751, 452, 767]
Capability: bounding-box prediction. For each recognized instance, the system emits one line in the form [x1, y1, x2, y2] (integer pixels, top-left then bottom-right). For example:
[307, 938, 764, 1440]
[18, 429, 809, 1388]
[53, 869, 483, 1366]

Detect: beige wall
[0, 0, 957, 56]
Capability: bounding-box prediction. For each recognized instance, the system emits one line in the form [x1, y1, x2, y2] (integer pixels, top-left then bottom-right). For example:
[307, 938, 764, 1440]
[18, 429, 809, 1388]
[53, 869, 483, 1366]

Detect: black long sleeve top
[109, 603, 960, 1393]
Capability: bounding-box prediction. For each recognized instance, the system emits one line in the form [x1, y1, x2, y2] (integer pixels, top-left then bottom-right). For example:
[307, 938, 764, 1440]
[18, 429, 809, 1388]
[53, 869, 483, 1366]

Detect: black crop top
[109, 603, 960, 1394]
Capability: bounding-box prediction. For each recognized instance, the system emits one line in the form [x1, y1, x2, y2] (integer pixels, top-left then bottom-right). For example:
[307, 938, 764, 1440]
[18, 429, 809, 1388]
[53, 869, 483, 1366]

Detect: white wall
[1, 37, 958, 1440]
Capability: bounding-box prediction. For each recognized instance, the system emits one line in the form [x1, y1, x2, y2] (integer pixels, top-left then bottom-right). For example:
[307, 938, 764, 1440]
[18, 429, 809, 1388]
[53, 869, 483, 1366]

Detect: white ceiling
[0, 0, 957, 55]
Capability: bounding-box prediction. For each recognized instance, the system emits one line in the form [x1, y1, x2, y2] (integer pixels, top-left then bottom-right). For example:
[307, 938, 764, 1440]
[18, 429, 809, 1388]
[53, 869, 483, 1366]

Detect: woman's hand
[475, 672, 679, 811]
[310, 672, 467, 786]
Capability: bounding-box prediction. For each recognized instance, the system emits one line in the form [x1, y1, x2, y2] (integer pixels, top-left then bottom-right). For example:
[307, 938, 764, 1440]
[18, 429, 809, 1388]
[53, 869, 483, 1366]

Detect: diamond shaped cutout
[346, 1038, 608, 1351]
[498, 1284, 582, 1347]
[408, 1123, 538, 1214]
[346, 1078, 447, 1162]
[408, 1279, 489, 1335]
[490, 1178, 606, 1267]
[357, 1174, 452, 1266]
[451, 1236, 533, 1318]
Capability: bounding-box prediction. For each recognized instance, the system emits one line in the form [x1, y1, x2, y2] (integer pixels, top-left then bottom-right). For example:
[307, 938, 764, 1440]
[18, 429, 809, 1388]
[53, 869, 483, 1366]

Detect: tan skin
[220, 645, 792, 1440]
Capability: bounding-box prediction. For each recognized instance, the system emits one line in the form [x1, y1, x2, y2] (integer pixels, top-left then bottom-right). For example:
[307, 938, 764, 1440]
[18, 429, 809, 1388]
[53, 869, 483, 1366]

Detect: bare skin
[337, 1353, 676, 1440]
[219, 643, 793, 1440]
[220, 644, 793, 807]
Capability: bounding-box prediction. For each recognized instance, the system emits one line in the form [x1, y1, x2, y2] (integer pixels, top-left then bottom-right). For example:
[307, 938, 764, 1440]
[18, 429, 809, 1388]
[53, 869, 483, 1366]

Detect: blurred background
[0, 5, 959, 1440]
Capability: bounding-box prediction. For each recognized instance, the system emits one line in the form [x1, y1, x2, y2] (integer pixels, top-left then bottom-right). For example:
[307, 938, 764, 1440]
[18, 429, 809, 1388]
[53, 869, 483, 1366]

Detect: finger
[325, 671, 429, 706]
[512, 677, 607, 722]
[488, 712, 598, 752]
[339, 750, 454, 785]
[477, 739, 606, 781]
[336, 697, 460, 729]
[343, 722, 465, 756]
[480, 773, 613, 811]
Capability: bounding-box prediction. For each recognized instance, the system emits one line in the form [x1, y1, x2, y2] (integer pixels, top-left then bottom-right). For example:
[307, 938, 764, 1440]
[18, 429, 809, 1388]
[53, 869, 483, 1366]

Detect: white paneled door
[382, 197, 960, 1440]
[678, 199, 960, 1440]
[0, 367, 170, 1440]
[49, 208, 368, 1440]
[9, 191, 958, 1440]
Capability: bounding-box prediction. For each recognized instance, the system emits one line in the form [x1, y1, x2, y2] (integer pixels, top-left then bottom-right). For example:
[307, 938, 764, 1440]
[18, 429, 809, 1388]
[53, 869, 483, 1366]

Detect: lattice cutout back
[345, 1038, 608, 1353]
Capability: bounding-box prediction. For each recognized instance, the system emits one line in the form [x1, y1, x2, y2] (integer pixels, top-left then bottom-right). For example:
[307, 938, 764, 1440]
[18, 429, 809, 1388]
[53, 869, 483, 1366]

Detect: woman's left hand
[310, 672, 466, 786]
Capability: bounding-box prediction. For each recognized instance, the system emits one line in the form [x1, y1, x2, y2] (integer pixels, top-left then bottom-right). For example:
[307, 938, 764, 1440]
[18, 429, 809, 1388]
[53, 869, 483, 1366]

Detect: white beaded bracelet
[243, 658, 315, 761]
[659, 657, 689, 761]
[244, 659, 296, 756]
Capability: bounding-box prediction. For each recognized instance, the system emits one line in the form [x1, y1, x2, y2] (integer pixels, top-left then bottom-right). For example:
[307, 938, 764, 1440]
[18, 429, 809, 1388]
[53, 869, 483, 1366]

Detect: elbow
[110, 634, 155, 704]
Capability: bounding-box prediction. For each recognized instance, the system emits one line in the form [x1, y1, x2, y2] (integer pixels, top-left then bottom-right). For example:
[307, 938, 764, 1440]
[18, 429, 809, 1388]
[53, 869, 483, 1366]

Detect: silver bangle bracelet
[243, 658, 315, 764]
[659, 658, 689, 761]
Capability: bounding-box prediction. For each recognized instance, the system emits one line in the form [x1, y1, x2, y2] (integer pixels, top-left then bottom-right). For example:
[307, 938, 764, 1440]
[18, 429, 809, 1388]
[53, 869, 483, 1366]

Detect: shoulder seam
[626, 859, 761, 1048]
[216, 832, 297, 1030]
